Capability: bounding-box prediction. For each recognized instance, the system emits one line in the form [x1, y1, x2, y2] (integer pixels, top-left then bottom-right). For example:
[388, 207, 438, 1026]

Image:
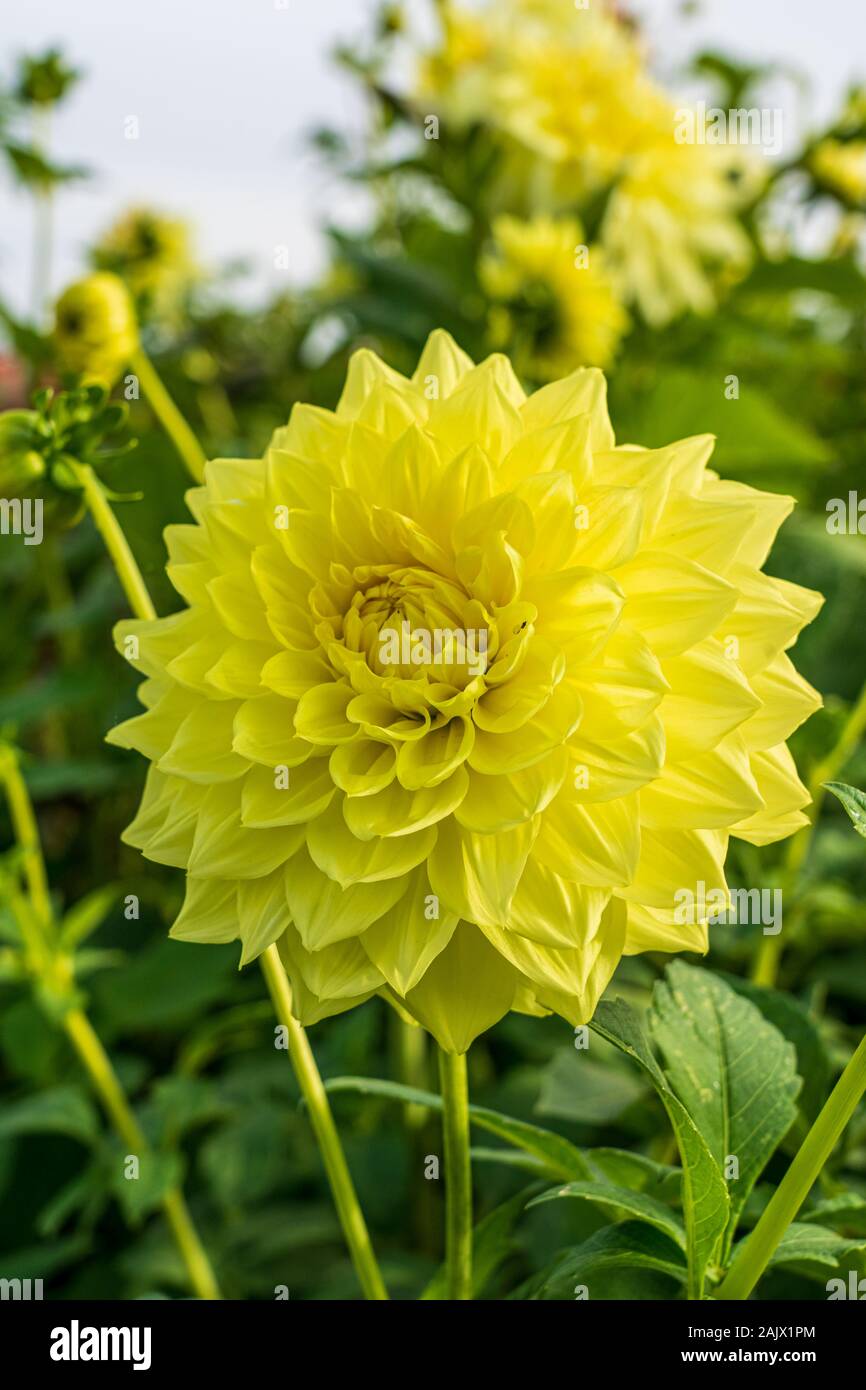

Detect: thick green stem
[131, 347, 207, 483]
[438, 1046, 473, 1300]
[716, 1031, 866, 1300]
[0, 746, 52, 929]
[260, 944, 388, 1301]
[74, 464, 156, 621]
[63, 1008, 221, 1299]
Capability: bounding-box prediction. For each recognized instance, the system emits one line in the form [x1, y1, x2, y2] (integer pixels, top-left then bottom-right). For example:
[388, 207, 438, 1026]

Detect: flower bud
[53, 273, 139, 386]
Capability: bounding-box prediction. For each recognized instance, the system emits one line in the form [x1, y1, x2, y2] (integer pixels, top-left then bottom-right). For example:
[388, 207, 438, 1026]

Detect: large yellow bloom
[421, 0, 754, 325]
[480, 215, 629, 377]
[110, 331, 822, 1053]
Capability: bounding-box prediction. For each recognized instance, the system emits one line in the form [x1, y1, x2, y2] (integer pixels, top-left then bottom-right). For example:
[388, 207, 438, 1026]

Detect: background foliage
[1, 4, 866, 1300]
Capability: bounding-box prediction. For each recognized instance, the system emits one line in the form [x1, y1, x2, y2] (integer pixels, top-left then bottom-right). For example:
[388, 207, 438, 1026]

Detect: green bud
[0, 450, 46, 494]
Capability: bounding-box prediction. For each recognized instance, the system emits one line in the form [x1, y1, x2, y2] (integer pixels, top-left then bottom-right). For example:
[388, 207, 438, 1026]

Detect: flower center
[343, 566, 494, 688]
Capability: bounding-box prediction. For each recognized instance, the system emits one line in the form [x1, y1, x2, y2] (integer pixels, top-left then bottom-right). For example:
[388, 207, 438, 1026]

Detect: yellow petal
[293, 682, 357, 745]
[411, 328, 475, 399]
[169, 878, 238, 945]
[187, 783, 304, 879]
[399, 923, 519, 1053]
[361, 864, 459, 994]
[535, 790, 640, 886]
[732, 744, 811, 845]
[241, 760, 334, 827]
[343, 767, 469, 839]
[285, 847, 407, 951]
[455, 749, 568, 832]
[520, 367, 614, 450]
[306, 796, 437, 885]
[742, 652, 822, 752]
[621, 828, 728, 912]
[660, 638, 761, 760]
[237, 868, 291, 965]
[158, 699, 247, 783]
[616, 551, 737, 655]
[233, 694, 313, 768]
[640, 735, 763, 829]
[429, 816, 539, 925]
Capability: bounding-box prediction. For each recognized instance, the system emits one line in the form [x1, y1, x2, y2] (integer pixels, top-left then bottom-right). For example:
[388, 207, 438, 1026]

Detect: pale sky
[1, 0, 863, 315]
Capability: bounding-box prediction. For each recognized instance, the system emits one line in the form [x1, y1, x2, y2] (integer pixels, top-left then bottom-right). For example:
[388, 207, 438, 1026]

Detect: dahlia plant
[102, 329, 824, 1296]
[419, 0, 755, 327]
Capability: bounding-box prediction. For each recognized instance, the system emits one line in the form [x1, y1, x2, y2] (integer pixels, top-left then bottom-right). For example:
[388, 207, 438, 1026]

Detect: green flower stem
[30, 106, 53, 321]
[73, 464, 157, 621]
[752, 676, 866, 987]
[81, 466, 387, 1302]
[0, 747, 221, 1300]
[437, 1046, 473, 1300]
[63, 1008, 221, 1300]
[716, 1030, 866, 1300]
[130, 347, 207, 484]
[0, 745, 53, 929]
[260, 944, 389, 1301]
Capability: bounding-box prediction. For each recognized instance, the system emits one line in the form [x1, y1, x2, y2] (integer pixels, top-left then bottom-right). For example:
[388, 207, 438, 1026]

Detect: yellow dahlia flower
[421, 0, 649, 196]
[809, 139, 866, 207]
[480, 215, 629, 378]
[93, 208, 197, 319]
[420, 0, 754, 325]
[54, 273, 138, 386]
[601, 141, 754, 328]
[109, 331, 822, 1053]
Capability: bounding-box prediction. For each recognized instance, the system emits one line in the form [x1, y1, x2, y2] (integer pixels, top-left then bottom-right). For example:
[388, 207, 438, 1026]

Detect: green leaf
[142, 1075, 229, 1146]
[528, 1179, 687, 1251]
[618, 367, 831, 487]
[421, 1186, 538, 1299]
[0, 1084, 99, 1143]
[649, 962, 801, 1255]
[801, 1193, 866, 1236]
[110, 1148, 184, 1225]
[739, 255, 866, 307]
[592, 995, 730, 1298]
[583, 1147, 682, 1203]
[826, 781, 866, 840]
[764, 1221, 866, 1278]
[537, 1046, 648, 1125]
[0, 1235, 91, 1281]
[525, 1220, 688, 1300]
[59, 885, 121, 949]
[3, 142, 88, 188]
[325, 1076, 591, 1179]
[721, 973, 831, 1121]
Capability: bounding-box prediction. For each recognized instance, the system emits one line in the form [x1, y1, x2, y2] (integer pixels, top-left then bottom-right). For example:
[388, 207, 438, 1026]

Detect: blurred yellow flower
[421, 0, 755, 324]
[602, 141, 754, 327]
[110, 331, 821, 1053]
[93, 208, 196, 319]
[480, 215, 628, 376]
[53, 273, 138, 386]
[810, 139, 866, 206]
